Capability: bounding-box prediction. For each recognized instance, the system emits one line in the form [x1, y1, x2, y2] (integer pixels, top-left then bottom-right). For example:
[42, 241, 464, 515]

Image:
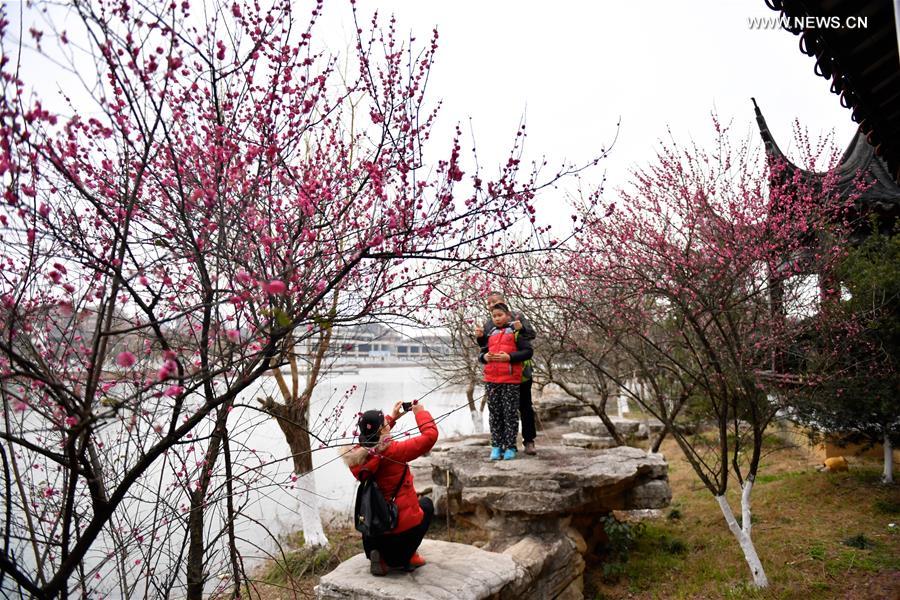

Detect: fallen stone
[625, 479, 671, 509]
[561, 432, 617, 449]
[410, 454, 435, 484]
[315, 539, 517, 600]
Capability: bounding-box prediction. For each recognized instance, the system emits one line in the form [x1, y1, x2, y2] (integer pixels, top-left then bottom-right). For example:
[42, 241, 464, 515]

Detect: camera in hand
[401, 401, 413, 412]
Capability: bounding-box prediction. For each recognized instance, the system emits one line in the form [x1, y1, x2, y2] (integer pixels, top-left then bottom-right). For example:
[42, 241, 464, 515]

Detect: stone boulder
[314, 538, 582, 600]
[430, 444, 670, 549]
[420, 434, 491, 516]
[315, 540, 517, 600]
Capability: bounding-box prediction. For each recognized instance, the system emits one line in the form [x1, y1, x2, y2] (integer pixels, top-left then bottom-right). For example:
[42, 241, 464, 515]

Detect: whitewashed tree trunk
[883, 431, 895, 484]
[470, 409, 484, 434]
[297, 472, 329, 547]
[715, 481, 768, 588]
[617, 395, 630, 418]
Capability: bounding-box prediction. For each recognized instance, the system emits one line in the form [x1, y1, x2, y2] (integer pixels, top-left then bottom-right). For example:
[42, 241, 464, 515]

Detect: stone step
[569, 415, 640, 436]
[315, 539, 517, 600]
[561, 432, 617, 449]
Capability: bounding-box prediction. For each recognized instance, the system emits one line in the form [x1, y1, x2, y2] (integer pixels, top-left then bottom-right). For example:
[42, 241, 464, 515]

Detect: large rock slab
[315, 540, 517, 600]
[429, 433, 492, 452]
[315, 537, 583, 600]
[432, 445, 668, 513]
[430, 443, 670, 549]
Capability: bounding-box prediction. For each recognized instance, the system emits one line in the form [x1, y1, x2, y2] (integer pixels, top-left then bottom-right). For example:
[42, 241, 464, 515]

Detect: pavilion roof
[753, 98, 900, 230]
[764, 0, 900, 183]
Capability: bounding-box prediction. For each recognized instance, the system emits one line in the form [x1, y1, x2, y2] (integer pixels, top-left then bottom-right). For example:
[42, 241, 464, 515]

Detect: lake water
[4, 365, 481, 598]
[227, 365, 481, 564]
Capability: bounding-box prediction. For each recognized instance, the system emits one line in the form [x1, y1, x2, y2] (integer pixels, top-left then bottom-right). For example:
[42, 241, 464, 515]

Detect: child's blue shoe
[503, 448, 517, 460]
[489, 447, 502, 461]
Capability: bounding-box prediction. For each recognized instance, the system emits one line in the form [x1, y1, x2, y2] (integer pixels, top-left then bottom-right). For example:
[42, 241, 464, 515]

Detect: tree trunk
[883, 431, 895, 484]
[297, 472, 329, 547]
[649, 419, 670, 454]
[466, 381, 483, 433]
[261, 396, 330, 547]
[186, 406, 230, 599]
[715, 483, 768, 588]
[557, 380, 625, 446]
[616, 394, 629, 418]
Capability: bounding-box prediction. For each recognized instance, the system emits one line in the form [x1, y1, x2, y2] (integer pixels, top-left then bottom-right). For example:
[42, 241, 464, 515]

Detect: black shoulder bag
[354, 464, 408, 537]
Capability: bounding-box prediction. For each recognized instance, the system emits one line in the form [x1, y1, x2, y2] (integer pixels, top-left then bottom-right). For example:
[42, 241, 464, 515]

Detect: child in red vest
[479, 303, 534, 460]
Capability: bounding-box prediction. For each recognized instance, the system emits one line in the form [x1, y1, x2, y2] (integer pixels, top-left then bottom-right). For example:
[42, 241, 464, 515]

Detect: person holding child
[342, 400, 438, 575]
[475, 291, 538, 455]
[478, 302, 534, 460]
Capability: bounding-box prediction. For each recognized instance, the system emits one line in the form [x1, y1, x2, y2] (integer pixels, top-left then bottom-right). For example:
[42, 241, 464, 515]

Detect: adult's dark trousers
[519, 379, 536, 445]
[362, 497, 434, 567]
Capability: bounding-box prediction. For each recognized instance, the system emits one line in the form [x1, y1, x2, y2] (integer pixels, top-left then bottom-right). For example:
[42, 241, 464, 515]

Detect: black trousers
[486, 382, 520, 450]
[363, 497, 434, 567]
[519, 380, 536, 445]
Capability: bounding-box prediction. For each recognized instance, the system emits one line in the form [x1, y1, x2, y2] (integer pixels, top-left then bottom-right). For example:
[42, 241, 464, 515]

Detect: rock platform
[429, 444, 670, 549]
[320, 411, 672, 600]
[315, 538, 583, 600]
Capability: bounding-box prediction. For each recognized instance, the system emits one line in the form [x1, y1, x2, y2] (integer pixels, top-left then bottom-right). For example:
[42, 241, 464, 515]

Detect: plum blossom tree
[0, 1, 598, 597]
[420, 276, 494, 433]
[554, 121, 859, 588]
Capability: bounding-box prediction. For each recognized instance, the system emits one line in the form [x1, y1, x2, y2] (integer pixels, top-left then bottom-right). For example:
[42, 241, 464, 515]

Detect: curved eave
[764, 0, 900, 184]
[751, 97, 805, 173]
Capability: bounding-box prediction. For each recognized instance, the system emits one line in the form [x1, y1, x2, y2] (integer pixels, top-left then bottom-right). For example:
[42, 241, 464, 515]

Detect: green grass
[585, 436, 900, 599]
[754, 470, 805, 484]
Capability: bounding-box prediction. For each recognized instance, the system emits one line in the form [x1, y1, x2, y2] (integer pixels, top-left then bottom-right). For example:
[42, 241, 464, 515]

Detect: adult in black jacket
[474, 292, 538, 454]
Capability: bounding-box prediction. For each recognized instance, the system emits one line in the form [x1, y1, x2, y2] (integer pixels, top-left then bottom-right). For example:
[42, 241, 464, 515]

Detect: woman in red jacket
[343, 401, 438, 575]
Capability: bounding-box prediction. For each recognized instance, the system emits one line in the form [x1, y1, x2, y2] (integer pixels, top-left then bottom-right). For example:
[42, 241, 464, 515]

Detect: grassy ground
[587, 436, 900, 600]
[234, 436, 898, 600]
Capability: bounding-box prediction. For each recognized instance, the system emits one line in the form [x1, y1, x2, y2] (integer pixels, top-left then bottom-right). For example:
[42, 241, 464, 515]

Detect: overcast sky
[333, 1, 860, 201]
[10, 0, 863, 227]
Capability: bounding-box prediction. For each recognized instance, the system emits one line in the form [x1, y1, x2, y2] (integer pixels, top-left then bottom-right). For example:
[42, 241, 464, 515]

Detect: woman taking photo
[343, 400, 438, 575]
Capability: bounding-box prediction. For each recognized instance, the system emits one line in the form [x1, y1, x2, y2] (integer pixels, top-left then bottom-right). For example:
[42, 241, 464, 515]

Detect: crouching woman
[343, 401, 438, 575]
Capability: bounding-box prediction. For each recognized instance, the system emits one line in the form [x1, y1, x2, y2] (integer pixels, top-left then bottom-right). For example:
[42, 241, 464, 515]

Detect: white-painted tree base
[297, 472, 329, 547]
[617, 396, 630, 418]
[715, 482, 768, 588]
